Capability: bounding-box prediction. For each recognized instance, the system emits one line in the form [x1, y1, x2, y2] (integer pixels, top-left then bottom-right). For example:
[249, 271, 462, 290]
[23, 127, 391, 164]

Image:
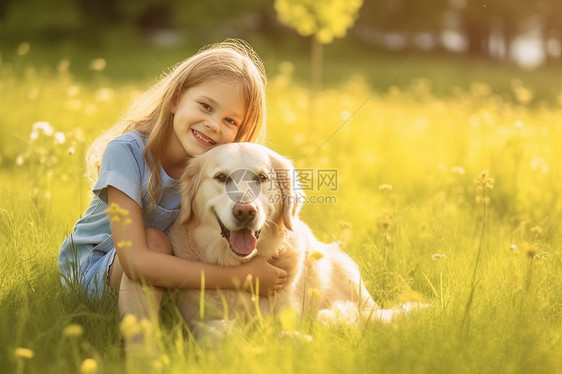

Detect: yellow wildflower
[522, 242, 538, 259]
[57, 59, 70, 73]
[396, 290, 426, 304]
[160, 354, 171, 367]
[512, 80, 533, 104]
[278, 307, 297, 331]
[152, 359, 164, 372]
[106, 203, 131, 226]
[62, 323, 83, 338]
[105, 203, 129, 219]
[307, 250, 324, 261]
[530, 226, 543, 236]
[80, 358, 98, 374]
[116, 241, 132, 250]
[339, 220, 352, 230]
[378, 211, 394, 230]
[139, 318, 153, 335]
[279, 61, 295, 76]
[474, 170, 494, 205]
[120, 314, 141, 340]
[419, 232, 433, 242]
[474, 170, 494, 191]
[14, 347, 34, 359]
[307, 288, 321, 299]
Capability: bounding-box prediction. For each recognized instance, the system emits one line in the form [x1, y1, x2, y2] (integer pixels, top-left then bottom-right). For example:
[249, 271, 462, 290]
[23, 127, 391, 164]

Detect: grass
[1, 39, 562, 373]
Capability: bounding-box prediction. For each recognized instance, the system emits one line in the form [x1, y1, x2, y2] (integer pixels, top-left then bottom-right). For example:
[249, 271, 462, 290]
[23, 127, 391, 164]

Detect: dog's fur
[168, 143, 382, 332]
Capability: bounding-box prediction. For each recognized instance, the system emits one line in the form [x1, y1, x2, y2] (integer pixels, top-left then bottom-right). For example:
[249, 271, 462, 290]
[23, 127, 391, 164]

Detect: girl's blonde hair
[86, 39, 267, 208]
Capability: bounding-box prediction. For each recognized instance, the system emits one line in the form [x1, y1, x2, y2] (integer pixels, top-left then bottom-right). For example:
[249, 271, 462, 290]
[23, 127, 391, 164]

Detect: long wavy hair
[86, 39, 267, 209]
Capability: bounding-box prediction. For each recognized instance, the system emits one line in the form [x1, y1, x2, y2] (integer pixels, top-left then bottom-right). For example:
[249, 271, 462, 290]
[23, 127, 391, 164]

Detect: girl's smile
[191, 129, 216, 146]
[164, 79, 246, 177]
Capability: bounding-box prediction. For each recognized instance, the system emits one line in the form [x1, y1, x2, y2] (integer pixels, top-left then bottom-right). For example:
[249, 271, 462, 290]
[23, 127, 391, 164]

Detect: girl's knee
[145, 228, 173, 255]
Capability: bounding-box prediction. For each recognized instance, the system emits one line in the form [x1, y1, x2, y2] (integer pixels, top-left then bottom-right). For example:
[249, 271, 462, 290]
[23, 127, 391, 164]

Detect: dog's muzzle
[216, 215, 261, 258]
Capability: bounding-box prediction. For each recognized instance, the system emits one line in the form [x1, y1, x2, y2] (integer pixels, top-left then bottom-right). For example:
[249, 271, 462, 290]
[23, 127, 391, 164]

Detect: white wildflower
[54, 131, 66, 144]
[451, 166, 466, 175]
[431, 253, 446, 261]
[67, 85, 80, 97]
[95, 87, 114, 102]
[89, 58, 106, 71]
[32, 121, 53, 136]
[379, 184, 393, 192]
[17, 42, 30, 56]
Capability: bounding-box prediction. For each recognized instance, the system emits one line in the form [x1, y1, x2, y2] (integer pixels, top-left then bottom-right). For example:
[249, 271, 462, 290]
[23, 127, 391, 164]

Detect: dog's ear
[268, 150, 304, 231]
[178, 157, 203, 224]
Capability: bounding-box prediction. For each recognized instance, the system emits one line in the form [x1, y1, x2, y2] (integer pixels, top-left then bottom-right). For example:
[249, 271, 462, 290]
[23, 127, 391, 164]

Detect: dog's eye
[257, 173, 268, 183]
[214, 173, 228, 183]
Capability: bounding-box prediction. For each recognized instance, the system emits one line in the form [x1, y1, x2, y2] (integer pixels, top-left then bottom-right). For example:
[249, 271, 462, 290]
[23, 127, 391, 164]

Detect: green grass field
[1, 40, 561, 373]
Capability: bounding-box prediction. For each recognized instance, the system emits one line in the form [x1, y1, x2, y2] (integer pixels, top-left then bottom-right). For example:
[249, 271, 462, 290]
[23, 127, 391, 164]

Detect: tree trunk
[542, 29, 560, 65]
[500, 22, 517, 64]
[311, 36, 323, 94]
[465, 20, 490, 58]
[309, 36, 323, 130]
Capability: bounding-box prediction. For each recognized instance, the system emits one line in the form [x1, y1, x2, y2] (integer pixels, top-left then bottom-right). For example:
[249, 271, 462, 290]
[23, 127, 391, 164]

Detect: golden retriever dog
[169, 143, 406, 335]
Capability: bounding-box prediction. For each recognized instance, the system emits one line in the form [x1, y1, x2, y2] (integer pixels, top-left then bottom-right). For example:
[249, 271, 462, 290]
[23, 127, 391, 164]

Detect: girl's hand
[236, 256, 287, 296]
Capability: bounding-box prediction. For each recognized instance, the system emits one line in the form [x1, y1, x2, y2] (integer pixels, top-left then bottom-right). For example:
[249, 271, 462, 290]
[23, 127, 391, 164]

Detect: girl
[59, 39, 287, 326]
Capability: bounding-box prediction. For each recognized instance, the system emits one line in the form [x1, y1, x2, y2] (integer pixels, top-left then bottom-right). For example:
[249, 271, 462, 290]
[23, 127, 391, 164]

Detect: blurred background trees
[1, 0, 561, 68]
[274, 0, 363, 92]
[354, 0, 560, 64]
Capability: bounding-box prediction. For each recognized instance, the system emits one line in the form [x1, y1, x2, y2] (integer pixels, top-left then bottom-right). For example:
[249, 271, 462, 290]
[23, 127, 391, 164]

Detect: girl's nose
[204, 115, 220, 131]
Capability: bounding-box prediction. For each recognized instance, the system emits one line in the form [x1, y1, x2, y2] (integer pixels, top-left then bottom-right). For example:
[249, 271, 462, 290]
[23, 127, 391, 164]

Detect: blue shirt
[58, 130, 180, 295]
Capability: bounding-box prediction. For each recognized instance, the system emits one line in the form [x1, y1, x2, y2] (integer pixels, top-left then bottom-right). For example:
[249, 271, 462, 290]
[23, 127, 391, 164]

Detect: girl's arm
[108, 186, 287, 294]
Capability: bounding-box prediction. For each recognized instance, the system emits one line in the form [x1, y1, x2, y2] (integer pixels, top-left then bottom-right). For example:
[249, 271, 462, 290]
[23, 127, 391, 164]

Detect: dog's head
[178, 143, 304, 262]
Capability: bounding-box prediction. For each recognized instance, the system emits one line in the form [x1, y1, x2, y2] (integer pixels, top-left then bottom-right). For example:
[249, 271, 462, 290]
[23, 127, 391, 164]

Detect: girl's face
[170, 79, 245, 159]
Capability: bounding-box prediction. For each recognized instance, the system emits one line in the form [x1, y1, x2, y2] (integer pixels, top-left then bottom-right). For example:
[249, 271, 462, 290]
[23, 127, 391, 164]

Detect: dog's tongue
[229, 228, 257, 256]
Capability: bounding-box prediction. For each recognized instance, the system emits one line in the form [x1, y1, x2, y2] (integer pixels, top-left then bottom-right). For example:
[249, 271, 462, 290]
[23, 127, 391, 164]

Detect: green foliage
[274, 0, 363, 43]
[1, 43, 562, 373]
[1, 0, 81, 30]
[357, 0, 448, 33]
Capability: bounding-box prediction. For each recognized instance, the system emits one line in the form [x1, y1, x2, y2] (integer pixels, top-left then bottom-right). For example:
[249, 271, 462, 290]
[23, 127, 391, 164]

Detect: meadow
[1, 40, 562, 374]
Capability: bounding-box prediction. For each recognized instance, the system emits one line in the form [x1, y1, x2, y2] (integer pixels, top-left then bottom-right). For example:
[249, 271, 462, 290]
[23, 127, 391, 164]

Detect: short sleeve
[93, 138, 145, 206]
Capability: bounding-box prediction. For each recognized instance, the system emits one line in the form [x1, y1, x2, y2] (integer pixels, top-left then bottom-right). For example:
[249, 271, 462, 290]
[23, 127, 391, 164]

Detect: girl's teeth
[194, 130, 212, 144]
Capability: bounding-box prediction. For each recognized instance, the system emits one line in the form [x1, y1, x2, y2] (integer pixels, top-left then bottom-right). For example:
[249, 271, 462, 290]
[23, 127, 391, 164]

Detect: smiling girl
[58, 40, 287, 334]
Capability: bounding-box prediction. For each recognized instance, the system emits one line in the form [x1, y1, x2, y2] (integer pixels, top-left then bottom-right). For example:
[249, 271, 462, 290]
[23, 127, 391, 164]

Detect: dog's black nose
[233, 204, 256, 223]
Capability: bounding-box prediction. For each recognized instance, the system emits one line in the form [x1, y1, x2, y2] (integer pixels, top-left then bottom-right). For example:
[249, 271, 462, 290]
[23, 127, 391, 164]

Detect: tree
[458, 0, 537, 59]
[357, 0, 448, 34]
[538, 0, 562, 62]
[274, 0, 364, 92]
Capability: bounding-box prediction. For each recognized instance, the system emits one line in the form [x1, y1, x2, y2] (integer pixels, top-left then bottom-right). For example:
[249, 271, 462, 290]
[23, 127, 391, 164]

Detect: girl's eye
[214, 173, 228, 183]
[225, 118, 238, 127]
[200, 103, 211, 112]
